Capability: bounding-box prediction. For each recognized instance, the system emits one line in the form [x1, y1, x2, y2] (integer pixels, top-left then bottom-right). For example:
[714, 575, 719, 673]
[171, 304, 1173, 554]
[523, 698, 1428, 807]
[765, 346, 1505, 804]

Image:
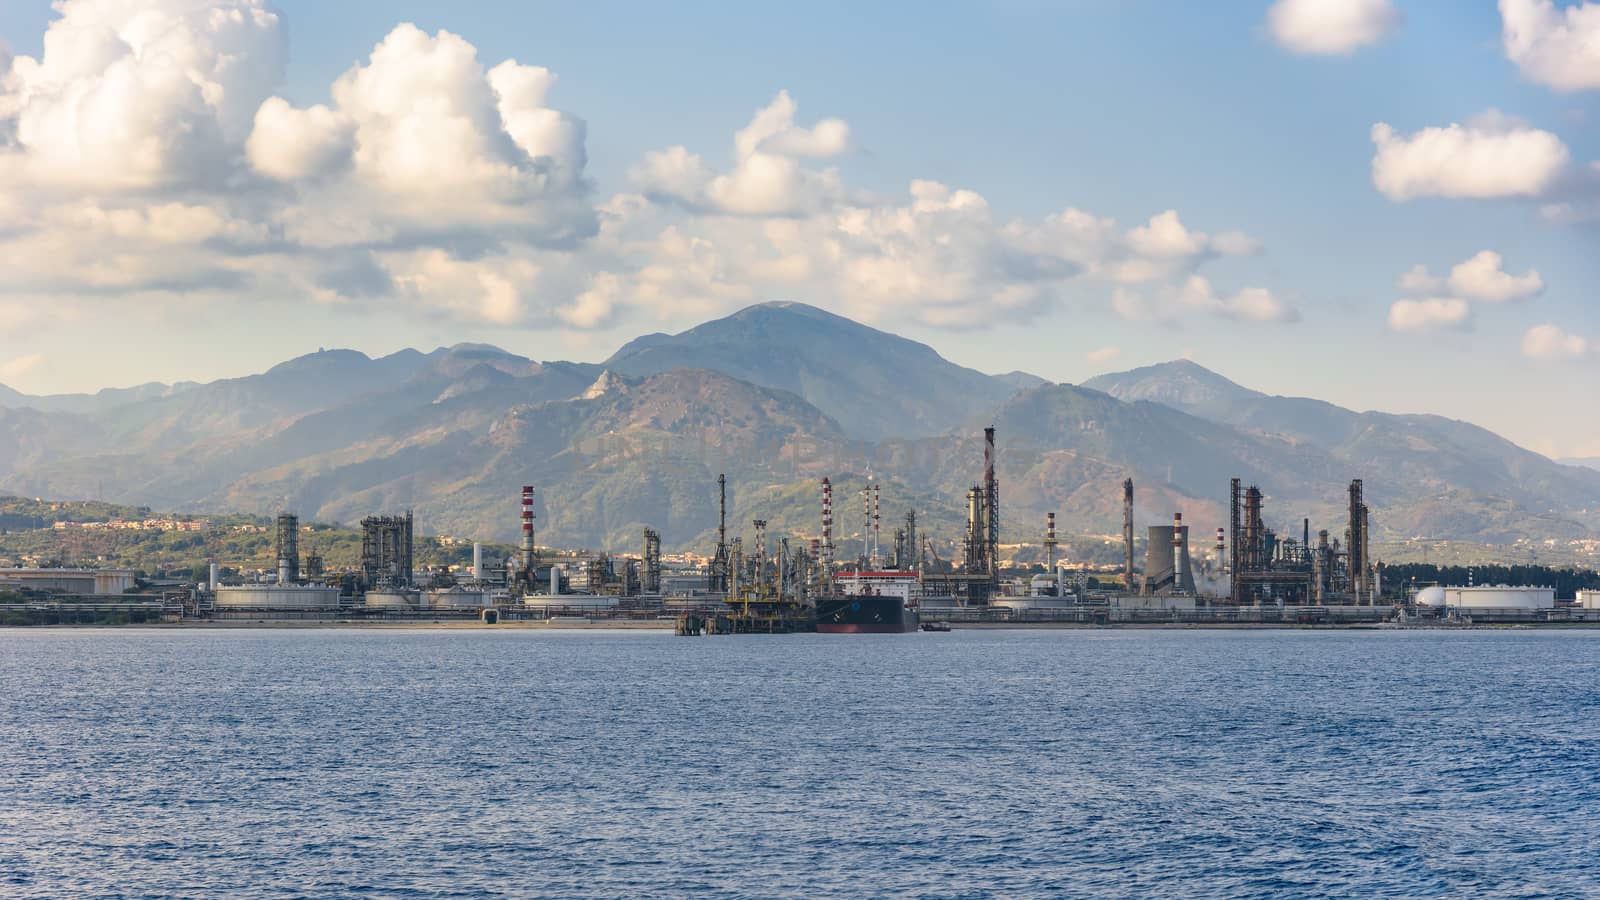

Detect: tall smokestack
[1123, 479, 1135, 592]
[521, 486, 536, 573]
[1172, 512, 1184, 592]
[712, 474, 730, 594]
[1348, 479, 1366, 602]
[1228, 477, 1242, 604]
[872, 483, 881, 568]
[821, 478, 834, 580]
[984, 427, 998, 581]
[276, 513, 299, 585]
[1044, 512, 1057, 571]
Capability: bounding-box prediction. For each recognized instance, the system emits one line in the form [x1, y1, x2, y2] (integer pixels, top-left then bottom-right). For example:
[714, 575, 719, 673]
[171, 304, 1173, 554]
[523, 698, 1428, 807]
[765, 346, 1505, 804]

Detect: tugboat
[815, 570, 920, 634]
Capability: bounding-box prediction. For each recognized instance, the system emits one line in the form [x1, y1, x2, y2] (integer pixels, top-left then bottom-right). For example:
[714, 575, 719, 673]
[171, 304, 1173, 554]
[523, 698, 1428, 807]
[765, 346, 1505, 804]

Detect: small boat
[919, 620, 951, 632]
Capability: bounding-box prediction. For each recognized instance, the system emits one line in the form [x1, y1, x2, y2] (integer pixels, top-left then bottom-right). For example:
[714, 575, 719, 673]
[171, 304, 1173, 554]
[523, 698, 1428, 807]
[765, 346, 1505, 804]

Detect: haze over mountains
[1, 302, 1596, 552]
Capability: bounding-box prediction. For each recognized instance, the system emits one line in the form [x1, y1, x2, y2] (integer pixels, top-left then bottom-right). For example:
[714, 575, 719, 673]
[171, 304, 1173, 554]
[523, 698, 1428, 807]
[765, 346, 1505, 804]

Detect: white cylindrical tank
[1577, 590, 1600, 610]
[215, 585, 340, 609]
[1414, 586, 1446, 607]
[472, 542, 483, 580]
[1442, 586, 1554, 610]
[522, 594, 619, 611]
[424, 588, 488, 609]
[209, 562, 220, 592]
[364, 590, 420, 609]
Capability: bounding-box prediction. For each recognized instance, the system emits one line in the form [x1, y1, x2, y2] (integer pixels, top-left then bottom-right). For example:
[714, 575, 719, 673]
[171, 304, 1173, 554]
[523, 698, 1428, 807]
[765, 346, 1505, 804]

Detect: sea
[1, 627, 1597, 898]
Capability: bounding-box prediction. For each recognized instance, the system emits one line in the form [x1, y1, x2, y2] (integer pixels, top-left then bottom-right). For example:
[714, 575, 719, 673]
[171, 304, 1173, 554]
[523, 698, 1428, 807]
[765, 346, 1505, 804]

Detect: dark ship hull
[815, 594, 919, 633]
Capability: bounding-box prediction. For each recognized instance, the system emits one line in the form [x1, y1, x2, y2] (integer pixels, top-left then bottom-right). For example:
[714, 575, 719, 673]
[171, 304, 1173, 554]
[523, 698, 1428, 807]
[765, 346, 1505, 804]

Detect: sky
[0, 0, 1595, 457]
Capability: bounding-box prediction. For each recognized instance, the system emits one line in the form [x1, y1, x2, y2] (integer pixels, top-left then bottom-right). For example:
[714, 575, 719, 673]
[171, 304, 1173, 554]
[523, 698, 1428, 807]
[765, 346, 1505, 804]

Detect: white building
[0, 568, 137, 595]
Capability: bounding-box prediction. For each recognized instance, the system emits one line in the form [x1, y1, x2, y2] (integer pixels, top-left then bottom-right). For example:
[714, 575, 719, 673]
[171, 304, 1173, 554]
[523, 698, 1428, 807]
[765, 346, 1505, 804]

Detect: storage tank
[1577, 590, 1600, 610]
[424, 588, 488, 609]
[364, 590, 421, 609]
[522, 594, 619, 611]
[1414, 586, 1446, 607]
[1442, 586, 1554, 610]
[214, 584, 340, 609]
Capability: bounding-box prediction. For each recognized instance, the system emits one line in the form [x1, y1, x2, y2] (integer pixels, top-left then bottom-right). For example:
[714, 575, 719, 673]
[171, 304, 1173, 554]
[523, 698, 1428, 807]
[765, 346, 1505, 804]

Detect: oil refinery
[2, 426, 1590, 628]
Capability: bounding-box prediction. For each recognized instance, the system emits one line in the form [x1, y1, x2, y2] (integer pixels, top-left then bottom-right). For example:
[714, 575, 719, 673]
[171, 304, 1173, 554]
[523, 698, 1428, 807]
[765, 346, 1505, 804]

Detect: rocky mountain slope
[1, 305, 1596, 551]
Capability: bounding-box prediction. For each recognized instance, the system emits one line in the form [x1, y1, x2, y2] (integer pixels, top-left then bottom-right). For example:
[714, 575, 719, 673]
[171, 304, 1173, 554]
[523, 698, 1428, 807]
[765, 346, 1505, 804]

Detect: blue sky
[0, 0, 1595, 456]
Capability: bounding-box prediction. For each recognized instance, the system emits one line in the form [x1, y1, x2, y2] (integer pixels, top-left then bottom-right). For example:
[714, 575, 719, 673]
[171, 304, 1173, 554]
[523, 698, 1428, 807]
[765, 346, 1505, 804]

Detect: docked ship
[815, 570, 920, 634]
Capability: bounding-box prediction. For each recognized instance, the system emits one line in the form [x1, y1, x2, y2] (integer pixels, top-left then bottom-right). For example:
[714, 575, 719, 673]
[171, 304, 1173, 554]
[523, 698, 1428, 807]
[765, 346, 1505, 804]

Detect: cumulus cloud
[0, 6, 1287, 340]
[1107, 277, 1296, 325]
[1522, 323, 1591, 359]
[246, 97, 353, 180]
[1500, 0, 1600, 91]
[630, 91, 848, 216]
[1267, 0, 1401, 55]
[0, 0, 285, 191]
[1086, 346, 1122, 365]
[1396, 263, 1444, 294]
[1179, 275, 1299, 323]
[617, 96, 1275, 328]
[0, 6, 600, 330]
[1398, 250, 1544, 304]
[1447, 250, 1544, 302]
[1370, 113, 1571, 200]
[1388, 297, 1471, 332]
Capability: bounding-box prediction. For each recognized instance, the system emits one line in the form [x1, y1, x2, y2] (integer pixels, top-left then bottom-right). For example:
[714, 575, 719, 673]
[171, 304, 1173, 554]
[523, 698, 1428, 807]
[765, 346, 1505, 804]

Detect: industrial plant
[2, 425, 1591, 628]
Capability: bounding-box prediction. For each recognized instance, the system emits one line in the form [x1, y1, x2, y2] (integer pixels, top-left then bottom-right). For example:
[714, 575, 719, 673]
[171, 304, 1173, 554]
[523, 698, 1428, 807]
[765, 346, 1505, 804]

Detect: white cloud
[1267, 0, 1401, 55]
[630, 91, 848, 216]
[1110, 287, 1158, 322]
[1396, 263, 1444, 294]
[0, 0, 285, 192]
[0, 9, 1286, 341]
[1086, 346, 1122, 365]
[1179, 275, 1299, 323]
[1126, 210, 1207, 257]
[1387, 297, 1471, 332]
[1370, 113, 1570, 200]
[246, 97, 352, 181]
[383, 249, 542, 326]
[1447, 250, 1543, 302]
[0, 352, 44, 381]
[1522, 323, 1591, 359]
[1500, 0, 1600, 91]
[0, 9, 600, 329]
[733, 89, 850, 159]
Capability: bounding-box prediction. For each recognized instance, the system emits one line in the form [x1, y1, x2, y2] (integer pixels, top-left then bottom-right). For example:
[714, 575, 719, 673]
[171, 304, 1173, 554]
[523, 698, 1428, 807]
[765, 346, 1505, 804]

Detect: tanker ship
[815, 570, 920, 634]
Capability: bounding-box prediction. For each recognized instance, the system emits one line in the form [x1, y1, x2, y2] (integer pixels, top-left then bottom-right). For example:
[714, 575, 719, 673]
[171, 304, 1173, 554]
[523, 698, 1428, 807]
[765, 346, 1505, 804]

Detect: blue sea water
[1, 627, 1598, 898]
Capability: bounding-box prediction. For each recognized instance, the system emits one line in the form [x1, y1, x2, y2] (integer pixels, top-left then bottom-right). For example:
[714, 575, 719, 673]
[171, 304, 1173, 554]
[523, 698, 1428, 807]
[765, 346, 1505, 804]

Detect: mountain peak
[1082, 359, 1263, 418]
[600, 301, 1030, 440]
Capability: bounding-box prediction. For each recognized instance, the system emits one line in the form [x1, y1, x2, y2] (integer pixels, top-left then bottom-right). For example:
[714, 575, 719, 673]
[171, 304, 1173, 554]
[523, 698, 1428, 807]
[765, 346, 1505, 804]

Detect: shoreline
[5, 620, 1599, 632]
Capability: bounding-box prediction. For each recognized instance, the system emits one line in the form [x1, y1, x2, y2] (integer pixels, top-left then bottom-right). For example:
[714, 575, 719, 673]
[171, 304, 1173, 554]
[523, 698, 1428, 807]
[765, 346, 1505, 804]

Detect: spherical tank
[1414, 586, 1446, 607]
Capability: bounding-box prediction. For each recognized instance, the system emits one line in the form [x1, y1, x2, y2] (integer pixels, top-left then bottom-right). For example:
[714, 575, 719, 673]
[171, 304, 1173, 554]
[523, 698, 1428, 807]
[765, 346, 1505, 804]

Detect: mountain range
[2, 302, 1596, 554]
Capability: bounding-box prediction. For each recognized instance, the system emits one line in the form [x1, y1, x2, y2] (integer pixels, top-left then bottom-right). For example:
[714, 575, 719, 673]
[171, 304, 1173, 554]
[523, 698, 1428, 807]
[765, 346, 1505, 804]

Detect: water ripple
[1, 627, 1598, 897]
